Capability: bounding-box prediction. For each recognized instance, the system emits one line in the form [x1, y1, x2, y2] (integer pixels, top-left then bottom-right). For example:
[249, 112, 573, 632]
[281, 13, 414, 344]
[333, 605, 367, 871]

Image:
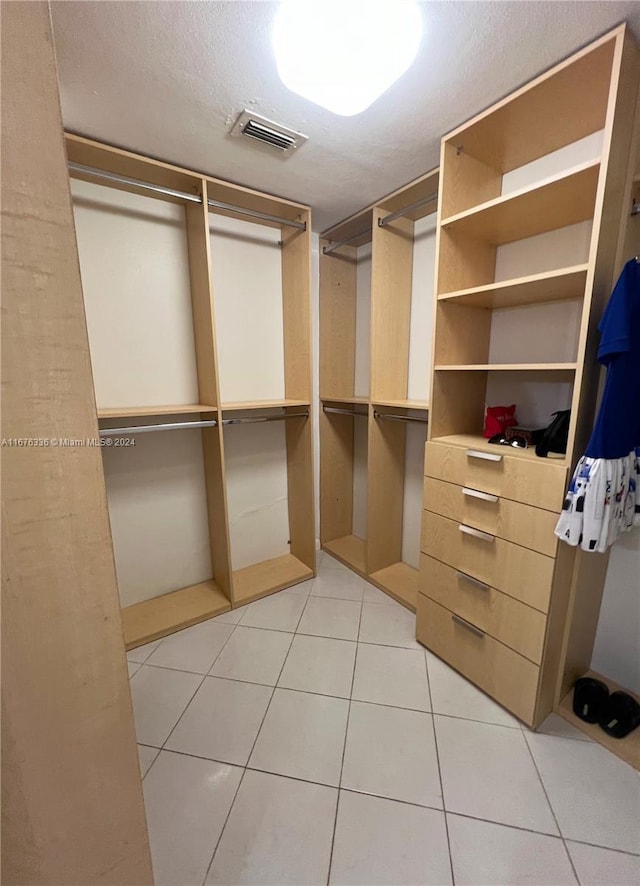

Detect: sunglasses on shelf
[488, 432, 529, 449]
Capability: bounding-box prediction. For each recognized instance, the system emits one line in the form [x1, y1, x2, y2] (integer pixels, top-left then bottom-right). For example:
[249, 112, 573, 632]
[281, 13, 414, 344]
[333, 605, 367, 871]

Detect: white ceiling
[52, 1, 640, 231]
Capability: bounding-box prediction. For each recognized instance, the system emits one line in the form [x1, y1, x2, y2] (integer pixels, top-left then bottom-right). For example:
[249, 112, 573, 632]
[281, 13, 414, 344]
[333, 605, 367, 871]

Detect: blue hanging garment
[556, 258, 640, 551]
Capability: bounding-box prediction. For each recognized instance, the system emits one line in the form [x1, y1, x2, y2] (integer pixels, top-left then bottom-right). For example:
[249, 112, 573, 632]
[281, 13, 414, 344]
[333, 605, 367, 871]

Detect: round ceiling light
[272, 0, 423, 117]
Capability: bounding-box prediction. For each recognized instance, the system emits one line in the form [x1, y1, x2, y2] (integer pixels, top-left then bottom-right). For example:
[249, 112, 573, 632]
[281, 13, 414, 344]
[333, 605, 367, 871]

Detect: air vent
[230, 110, 308, 154]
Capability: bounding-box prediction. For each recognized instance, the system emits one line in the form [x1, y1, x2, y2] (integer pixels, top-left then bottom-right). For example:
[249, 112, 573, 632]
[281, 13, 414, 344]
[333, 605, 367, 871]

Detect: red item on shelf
[483, 404, 518, 439]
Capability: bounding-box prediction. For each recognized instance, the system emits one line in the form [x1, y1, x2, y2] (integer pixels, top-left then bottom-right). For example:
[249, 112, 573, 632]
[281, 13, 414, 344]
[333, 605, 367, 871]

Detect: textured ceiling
[51, 1, 640, 231]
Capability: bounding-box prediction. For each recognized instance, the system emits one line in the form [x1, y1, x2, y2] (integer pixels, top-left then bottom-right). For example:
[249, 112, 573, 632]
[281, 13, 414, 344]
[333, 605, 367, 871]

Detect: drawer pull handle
[462, 487, 499, 503]
[452, 613, 485, 638]
[459, 524, 495, 542]
[466, 449, 502, 462]
[455, 570, 490, 591]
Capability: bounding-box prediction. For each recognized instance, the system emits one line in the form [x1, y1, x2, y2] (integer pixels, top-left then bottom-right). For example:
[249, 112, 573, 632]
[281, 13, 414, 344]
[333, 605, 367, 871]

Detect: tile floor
[128, 552, 640, 886]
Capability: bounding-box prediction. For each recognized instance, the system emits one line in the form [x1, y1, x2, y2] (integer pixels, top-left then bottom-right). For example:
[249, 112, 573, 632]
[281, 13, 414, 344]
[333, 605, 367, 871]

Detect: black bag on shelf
[535, 409, 571, 458]
[572, 677, 609, 723]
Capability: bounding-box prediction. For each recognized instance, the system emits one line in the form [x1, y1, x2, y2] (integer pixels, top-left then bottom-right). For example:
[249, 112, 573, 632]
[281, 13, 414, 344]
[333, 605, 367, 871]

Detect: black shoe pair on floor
[573, 677, 640, 739]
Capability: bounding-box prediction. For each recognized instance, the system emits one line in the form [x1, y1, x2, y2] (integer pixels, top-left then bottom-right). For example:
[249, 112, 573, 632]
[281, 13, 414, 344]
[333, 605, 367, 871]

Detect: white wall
[210, 215, 290, 569]
[71, 178, 199, 407]
[210, 215, 285, 402]
[591, 531, 640, 694]
[71, 180, 211, 604]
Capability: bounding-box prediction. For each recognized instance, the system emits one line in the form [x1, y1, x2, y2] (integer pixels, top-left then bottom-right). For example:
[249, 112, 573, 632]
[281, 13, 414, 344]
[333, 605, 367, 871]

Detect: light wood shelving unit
[66, 134, 315, 648]
[418, 23, 640, 761]
[320, 169, 438, 608]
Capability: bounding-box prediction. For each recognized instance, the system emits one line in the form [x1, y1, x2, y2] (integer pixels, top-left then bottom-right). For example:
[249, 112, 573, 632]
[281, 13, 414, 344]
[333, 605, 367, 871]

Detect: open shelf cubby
[320, 169, 437, 610]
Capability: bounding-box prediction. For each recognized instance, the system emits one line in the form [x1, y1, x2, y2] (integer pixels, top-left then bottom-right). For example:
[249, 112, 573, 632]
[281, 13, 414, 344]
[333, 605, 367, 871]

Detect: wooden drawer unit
[416, 594, 540, 724]
[423, 476, 558, 556]
[419, 554, 547, 664]
[424, 441, 567, 512]
[421, 510, 554, 612]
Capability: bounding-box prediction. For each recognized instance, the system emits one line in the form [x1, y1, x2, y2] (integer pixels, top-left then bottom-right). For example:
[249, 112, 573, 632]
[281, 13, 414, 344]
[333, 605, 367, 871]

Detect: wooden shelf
[221, 399, 310, 411]
[431, 433, 570, 466]
[122, 580, 231, 649]
[323, 535, 367, 577]
[557, 670, 640, 770]
[434, 363, 577, 371]
[97, 404, 217, 419]
[369, 562, 419, 612]
[372, 399, 429, 410]
[441, 161, 600, 245]
[232, 553, 313, 605]
[437, 265, 589, 309]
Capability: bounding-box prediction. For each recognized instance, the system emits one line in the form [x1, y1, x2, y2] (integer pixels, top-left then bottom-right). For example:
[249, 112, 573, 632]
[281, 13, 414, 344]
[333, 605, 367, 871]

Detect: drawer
[424, 441, 567, 512]
[416, 594, 539, 725]
[421, 510, 554, 613]
[419, 555, 547, 664]
[423, 476, 558, 557]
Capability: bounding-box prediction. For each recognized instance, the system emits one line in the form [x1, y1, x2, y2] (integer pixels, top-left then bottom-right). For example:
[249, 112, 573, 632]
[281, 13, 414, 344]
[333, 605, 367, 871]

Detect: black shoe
[598, 691, 640, 739]
[573, 677, 609, 724]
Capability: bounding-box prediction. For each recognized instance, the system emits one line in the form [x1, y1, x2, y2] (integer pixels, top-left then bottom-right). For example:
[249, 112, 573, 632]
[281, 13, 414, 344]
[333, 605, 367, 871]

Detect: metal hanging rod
[323, 406, 367, 417]
[374, 410, 428, 424]
[68, 161, 307, 230]
[323, 227, 371, 256]
[222, 412, 308, 426]
[207, 198, 306, 230]
[68, 162, 202, 204]
[378, 191, 439, 228]
[99, 419, 218, 436]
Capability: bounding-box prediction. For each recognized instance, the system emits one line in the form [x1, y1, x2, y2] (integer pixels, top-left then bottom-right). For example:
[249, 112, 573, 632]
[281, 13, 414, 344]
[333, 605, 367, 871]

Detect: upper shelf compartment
[441, 160, 600, 245]
[440, 32, 615, 219]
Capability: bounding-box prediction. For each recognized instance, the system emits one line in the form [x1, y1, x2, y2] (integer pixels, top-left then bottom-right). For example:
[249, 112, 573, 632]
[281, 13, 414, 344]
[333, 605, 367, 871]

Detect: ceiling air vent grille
[230, 110, 308, 154]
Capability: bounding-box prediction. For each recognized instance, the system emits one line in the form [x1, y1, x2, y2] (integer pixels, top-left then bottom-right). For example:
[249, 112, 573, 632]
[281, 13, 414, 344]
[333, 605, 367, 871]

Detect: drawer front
[419, 554, 546, 664]
[424, 441, 566, 512]
[423, 476, 558, 557]
[421, 510, 554, 613]
[416, 594, 539, 725]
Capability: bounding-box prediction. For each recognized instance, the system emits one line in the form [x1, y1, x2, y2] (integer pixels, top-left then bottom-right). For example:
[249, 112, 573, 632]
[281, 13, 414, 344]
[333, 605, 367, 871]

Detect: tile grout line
[326, 578, 365, 886]
[425, 651, 456, 885]
[156, 620, 242, 754]
[198, 613, 301, 886]
[521, 728, 581, 884]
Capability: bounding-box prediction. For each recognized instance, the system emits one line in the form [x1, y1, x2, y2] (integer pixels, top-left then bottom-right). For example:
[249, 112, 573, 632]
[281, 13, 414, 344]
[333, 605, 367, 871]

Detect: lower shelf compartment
[323, 535, 367, 577]
[557, 670, 640, 770]
[233, 553, 313, 605]
[369, 562, 418, 612]
[122, 580, 231, 650]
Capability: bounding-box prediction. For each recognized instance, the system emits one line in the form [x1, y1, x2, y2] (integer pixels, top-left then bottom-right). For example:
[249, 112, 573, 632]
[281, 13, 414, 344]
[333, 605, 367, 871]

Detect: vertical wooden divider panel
[1, 3, 153, 882]
[282, 219, 316, 571]
[319, 243, 358, 397]
[186, 182, 234, 601]
[320, 411, 355, 544]
[370, 209, 414, 400]
[367, 409, 407, 574]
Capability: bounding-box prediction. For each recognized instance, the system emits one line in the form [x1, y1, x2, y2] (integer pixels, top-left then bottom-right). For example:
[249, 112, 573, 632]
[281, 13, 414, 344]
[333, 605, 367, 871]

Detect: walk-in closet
[4, 4, 640, 885]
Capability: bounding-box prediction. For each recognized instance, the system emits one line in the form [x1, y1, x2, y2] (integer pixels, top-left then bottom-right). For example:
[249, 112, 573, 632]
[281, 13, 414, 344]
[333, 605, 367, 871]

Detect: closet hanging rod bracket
[67, 162, 307, 230]
[221, 412, 309, 426]
[99, 419, 218, 436]
[373, 410, 428, 424]
[377, 191, 439, 227]
[322, 227, 371, 256]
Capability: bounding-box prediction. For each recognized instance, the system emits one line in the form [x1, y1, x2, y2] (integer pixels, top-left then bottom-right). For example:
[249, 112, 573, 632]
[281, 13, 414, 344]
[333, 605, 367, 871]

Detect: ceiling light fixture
[272, 0, 423, 117]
